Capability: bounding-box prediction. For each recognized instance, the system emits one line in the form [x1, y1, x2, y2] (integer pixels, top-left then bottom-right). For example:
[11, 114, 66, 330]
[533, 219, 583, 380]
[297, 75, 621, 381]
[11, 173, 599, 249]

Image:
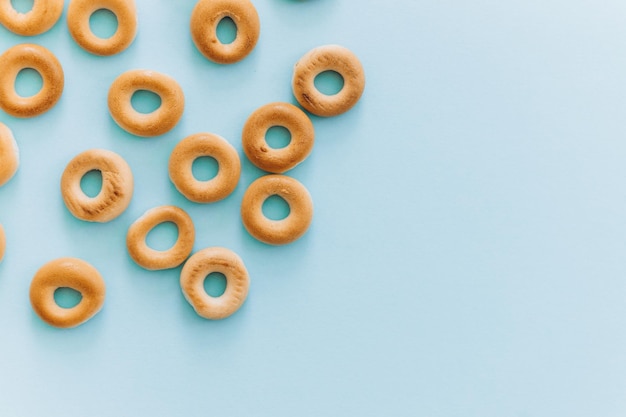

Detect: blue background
[1, 0, 625, 415]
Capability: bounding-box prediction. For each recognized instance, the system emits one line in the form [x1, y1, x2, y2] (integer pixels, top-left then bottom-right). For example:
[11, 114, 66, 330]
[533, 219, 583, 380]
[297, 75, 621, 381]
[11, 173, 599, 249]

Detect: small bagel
[180, 247, 249, 320]
[241, 175, 313, 245]
[67, 0, 137, 56]
[29, 257, 106, 328]
[0, 43, 64, 118]
[0, 0, 64, 36]
[127, 206, 195, 270]
[0, 224, 5, 262]
[190, 0, 260, 64]
[61, 149, 134, 223]
[292, 45, 365, 117]
[169, 133, 241, 203]
[0, 122, 19, 187]
[242, 102, 314, 173]
[108, 69, 185, 137]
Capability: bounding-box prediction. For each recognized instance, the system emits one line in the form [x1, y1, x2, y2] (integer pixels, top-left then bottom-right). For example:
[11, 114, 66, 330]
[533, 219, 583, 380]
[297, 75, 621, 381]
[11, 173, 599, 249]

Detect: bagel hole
[146, 221, 179, 251]
[265, 126, 292, 149]
[131, 90, 162, 114]
[192, 156, 219, 181]
[54, 287, 83, 309]
[203, 272, 227, 297]
[314, 70, 345, 96]
[216, 16, 237, 44]
[262, 195, 290, 221]
[89, 9, 118, 40]
[80, 170, 103, 198]
[14, 68, 42, 98]
[10, 0, 33, 13]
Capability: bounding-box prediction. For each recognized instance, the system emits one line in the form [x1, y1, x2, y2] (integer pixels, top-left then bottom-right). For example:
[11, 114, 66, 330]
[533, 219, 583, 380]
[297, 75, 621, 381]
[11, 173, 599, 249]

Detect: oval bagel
[108, 69, 185, 137]
[29, 257, 106, 328]
[180, 247, 250, 320]
[190, 0, 260, 64]
[61, 149, 134, 222]
[292, 45, 365, 117]
[241, 175, 313, 245]
[67, 0, 137, 56]
[242, 102, 314, 173]
[0, 43, 64, 118]
[0, 122, 19, 187]
[127, 205, 195, 270]
[169, 133, 241, 203]
[0, 0, 64, 36]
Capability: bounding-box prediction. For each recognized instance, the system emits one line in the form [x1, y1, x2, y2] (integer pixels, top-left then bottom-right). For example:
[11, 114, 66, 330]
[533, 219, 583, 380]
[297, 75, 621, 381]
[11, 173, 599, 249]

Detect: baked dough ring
[108, 69, 185, 137]
[169, 133, 241, 203]
[292, 45, 365, 117]
[241, 175, 313, 245]
[67, 0, 137, 56]
[190, 0, 260, 64]
[61, 149, 134, 223]
[0, 122, 19, 187]
[127, 205, 195, 270]
[0, 224, 5, 263]
[0, 43, 64, 118]
[29, 257, 106, 328]
[242, 102, 314, 173]
[0, 0, 64, 36]
[180, 247, 249, 320]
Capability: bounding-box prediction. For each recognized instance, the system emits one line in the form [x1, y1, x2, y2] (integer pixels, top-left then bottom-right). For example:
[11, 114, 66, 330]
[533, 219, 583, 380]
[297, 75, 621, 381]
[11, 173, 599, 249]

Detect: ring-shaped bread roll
[0, 43, 64, 118]
[0, 224, 5, 262]
[292, 45, 365, 117]
[61, 149, 134, 223]
[180, 247, 249, 320]
[242, 102, 314, 173]
[0, 122, 19, 187]
[108, 69, 185, 137]
[67, 0, 137, 56]
[29, 257, 106, 328]
[241, 175, 313, 245]
[169, 133, 241, 203]
[127, 205, 195, 270]
[0, 0, 64, 36]
[190, 0, 260, 64]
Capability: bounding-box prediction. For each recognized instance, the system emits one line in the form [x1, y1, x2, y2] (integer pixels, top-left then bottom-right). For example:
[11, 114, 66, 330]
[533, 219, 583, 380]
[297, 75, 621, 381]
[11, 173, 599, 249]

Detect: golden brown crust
[190, 0, 260, 64]
[180, 247, 249, 320]
[0, 43, 64, 118]
[241, 175, 313, 245]
[0, 224, 5, 263]
[242, 102, 314, 173]
[0, 0, 64, 36]
[168, 133, 240, 203]
[29, 257, 106, 328]
[0, 122, 18, 187]
[127, 205, 195, 270]
[61, 149, 134, 223]
[292, 45, 365, 117]
[67, 0, 137, 56]
[108, 69, 185, 137]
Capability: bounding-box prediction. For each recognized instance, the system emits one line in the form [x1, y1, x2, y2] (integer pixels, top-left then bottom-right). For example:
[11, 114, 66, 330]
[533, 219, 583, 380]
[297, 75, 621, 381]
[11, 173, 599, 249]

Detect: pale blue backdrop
[1, 0, 625, 416]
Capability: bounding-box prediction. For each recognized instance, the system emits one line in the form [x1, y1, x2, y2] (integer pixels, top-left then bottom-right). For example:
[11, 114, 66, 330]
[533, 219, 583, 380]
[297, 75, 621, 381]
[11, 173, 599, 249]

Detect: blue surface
[1, 0, 626, 416]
